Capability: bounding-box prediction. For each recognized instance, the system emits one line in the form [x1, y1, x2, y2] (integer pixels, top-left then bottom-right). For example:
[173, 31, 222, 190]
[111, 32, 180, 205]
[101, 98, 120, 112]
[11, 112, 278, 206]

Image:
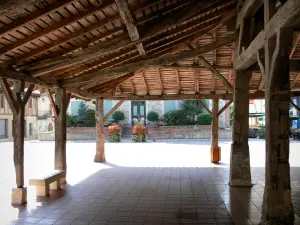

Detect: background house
[68, 99, 231, 127]
[0, 91, 39, 140]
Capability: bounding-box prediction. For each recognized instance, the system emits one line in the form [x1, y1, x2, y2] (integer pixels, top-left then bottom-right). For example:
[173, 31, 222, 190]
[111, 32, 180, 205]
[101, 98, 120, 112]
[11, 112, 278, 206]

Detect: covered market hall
[0, 0, 300, 224]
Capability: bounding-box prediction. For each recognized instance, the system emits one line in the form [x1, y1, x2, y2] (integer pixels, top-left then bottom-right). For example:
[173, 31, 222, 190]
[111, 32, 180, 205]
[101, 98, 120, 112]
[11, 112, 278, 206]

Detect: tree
[112, 111, 125, 123]
[180, 100, 203, 119]
[77, 101, 87, 124]
[147, 111, 159, 122]
[85, 109, 96, 127]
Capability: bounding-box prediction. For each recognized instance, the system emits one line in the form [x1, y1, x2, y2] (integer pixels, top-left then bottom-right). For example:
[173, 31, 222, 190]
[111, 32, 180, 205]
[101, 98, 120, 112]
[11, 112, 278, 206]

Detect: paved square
[0, 139, 299, 225]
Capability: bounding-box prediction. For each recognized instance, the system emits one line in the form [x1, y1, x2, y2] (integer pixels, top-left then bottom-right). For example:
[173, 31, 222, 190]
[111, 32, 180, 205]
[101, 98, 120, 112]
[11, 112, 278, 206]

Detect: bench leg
[50, 181, 60, 191]
[36, 185, 49, 197]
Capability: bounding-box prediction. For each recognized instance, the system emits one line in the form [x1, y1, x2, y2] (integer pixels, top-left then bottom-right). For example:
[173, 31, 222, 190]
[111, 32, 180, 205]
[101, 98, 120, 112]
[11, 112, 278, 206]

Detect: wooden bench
[29, 170, 66, 196]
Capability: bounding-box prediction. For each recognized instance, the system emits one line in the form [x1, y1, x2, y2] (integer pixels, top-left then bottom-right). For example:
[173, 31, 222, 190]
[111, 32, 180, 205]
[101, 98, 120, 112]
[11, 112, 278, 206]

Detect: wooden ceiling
[0, 0, 299, 99]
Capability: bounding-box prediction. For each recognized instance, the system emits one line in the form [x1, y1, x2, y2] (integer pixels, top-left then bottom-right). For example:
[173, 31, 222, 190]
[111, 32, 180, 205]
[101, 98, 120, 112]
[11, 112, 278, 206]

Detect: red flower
[132, 125, 147, 135]
[107, 125, 121, 136]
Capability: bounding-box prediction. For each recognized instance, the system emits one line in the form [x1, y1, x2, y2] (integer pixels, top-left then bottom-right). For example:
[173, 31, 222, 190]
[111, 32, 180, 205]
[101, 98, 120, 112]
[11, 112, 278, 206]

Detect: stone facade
[0, 92, 39, 140]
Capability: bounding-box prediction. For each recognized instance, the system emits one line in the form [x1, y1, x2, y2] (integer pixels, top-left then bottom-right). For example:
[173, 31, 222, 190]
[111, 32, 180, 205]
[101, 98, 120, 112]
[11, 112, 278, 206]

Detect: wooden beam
[0, 0, 46, 17]
[142, 72, 148, 95]
[157, 68, 164, 95]
[0, 78, 18, 114]
[94, 98, 105, 162]
[103, 100, 125, 122]
[9, 15, 122, 66]
[47, 89, 58, 117]
[290, 99, 300, 112]
[55, 88, 67, 172]
[115, 0, 146, 57]
[85, 73, 135, 92]
[218, 100, 232, 116]
[95, 74, 135, 93]
[292, 73, 300, 88]
[194, 69, 199, 94]
[175, 69, 180, 94]
[290, 35, 300, 58]
[163, 64, 234, 70]
[198, 55, 233, 92]
[28, 1, 233, 76]
[61, 34, 236, 87]
[0, 0, 74, 38]
[22, 84, 35, 106]
[0, 68, 54, 88]
[236, 0, 263, 28]
[211, 98, 220, 163]
[235, 0, 300, 70]
[0, 2, 112, 57]
[198, 100, 212, 114]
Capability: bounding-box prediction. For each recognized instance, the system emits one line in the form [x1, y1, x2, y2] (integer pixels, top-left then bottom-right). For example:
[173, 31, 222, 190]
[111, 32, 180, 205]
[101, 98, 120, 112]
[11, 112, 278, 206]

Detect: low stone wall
[67, 127, 97, 140]
[64, 125, 232, 140]
[147, 125, 232, 139]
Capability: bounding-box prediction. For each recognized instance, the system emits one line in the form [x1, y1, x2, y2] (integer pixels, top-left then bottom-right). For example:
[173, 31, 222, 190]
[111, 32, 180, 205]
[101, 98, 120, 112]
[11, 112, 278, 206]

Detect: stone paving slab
[0, 140, 299, 225]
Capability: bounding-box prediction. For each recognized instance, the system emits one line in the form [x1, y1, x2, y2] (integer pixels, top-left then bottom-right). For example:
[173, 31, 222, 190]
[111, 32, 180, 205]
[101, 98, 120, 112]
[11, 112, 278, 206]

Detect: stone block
[36, 185, 49, 196]
[11, 187, 27, 205]
[50, 181, 60, 191]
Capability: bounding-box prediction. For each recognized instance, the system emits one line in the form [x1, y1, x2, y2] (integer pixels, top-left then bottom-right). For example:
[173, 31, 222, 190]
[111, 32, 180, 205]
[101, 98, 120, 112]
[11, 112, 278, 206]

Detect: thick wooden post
[230, 70, 252, 186]
[94, 98, 106, 162]
[211, 98, 220, 163]
[12, 81, 25, 189]
[0, 79, 34, 205]
[54, 88, 67, 172]
[261, 28, 294, 225]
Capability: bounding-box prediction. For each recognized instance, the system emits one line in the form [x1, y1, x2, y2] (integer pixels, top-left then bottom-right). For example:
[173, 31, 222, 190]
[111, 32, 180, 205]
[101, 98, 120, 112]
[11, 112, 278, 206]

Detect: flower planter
[131, 124, 147, 142]
[107, 125, 122, 142]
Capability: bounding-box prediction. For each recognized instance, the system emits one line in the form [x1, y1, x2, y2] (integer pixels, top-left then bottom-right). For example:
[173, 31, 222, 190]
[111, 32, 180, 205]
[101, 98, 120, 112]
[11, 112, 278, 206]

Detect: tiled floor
[0, 139, 299, 225]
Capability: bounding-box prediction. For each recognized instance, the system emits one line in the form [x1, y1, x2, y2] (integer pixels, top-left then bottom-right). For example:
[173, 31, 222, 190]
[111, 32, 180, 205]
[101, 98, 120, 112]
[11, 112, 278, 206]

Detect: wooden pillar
[94, 98, 106, 162]
[0, 79, 34, 205]
[260, 27, 295, 225]
[230, 70, 252, 186]
[54, 89, 68, 173]
[211, 98, 220, 163]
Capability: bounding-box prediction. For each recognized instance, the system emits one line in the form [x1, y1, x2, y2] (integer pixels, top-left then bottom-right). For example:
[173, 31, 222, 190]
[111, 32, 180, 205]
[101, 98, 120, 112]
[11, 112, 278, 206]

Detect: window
[29, 123, 33, 136]
[0, 95, 4, 108]
[29, 98, 32, 109]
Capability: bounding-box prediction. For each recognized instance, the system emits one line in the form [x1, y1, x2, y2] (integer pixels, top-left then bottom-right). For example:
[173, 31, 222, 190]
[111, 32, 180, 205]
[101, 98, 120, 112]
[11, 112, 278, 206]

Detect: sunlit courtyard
[0, 139, 299, 225]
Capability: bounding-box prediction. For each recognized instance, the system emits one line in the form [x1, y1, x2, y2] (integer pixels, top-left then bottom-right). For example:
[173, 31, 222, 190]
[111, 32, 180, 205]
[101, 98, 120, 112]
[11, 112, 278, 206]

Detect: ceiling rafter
[27, 1, 234, 77]
[0, 1, 115, 57]
[115, 0, 146, 57]
[0, 0, 75, 38]
[60, 33, 235, 87]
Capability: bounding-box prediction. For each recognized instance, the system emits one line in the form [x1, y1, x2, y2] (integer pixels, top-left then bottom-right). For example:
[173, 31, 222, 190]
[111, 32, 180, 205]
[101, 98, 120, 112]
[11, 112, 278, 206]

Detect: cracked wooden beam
[115, 0, 146, 57]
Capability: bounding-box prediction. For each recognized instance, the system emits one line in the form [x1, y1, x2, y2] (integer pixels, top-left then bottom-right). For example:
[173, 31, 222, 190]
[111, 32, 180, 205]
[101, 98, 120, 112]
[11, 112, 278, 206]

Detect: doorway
[131, 101, 146, 125]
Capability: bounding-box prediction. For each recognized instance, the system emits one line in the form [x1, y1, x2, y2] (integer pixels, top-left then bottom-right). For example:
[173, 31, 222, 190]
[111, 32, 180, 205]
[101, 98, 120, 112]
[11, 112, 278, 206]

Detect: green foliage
[108, 133, 121, 142]
[180, 100, 203, 119]
[112, 110, 125, 122]
[84, 109, 96, 127]
[77, 101, 87, 122]
[163, 110, 195, 125]
[230, 105, 234, 127]
[66, 114, 74, 127]
[131, 134, 146, 142]
[67, 101, 96, 127]
[197, 114, 212, 125]
[147, 111, 159, 122]
[257, 125, 265, 138]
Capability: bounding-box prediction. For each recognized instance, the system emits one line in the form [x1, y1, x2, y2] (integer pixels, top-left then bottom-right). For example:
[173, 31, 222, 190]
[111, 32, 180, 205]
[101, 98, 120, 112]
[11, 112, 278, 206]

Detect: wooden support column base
[94, 154, 106, 163]
[11, 187, 27, 205]
[230, 143, 252, 187]
[210, 146, 221, 163]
